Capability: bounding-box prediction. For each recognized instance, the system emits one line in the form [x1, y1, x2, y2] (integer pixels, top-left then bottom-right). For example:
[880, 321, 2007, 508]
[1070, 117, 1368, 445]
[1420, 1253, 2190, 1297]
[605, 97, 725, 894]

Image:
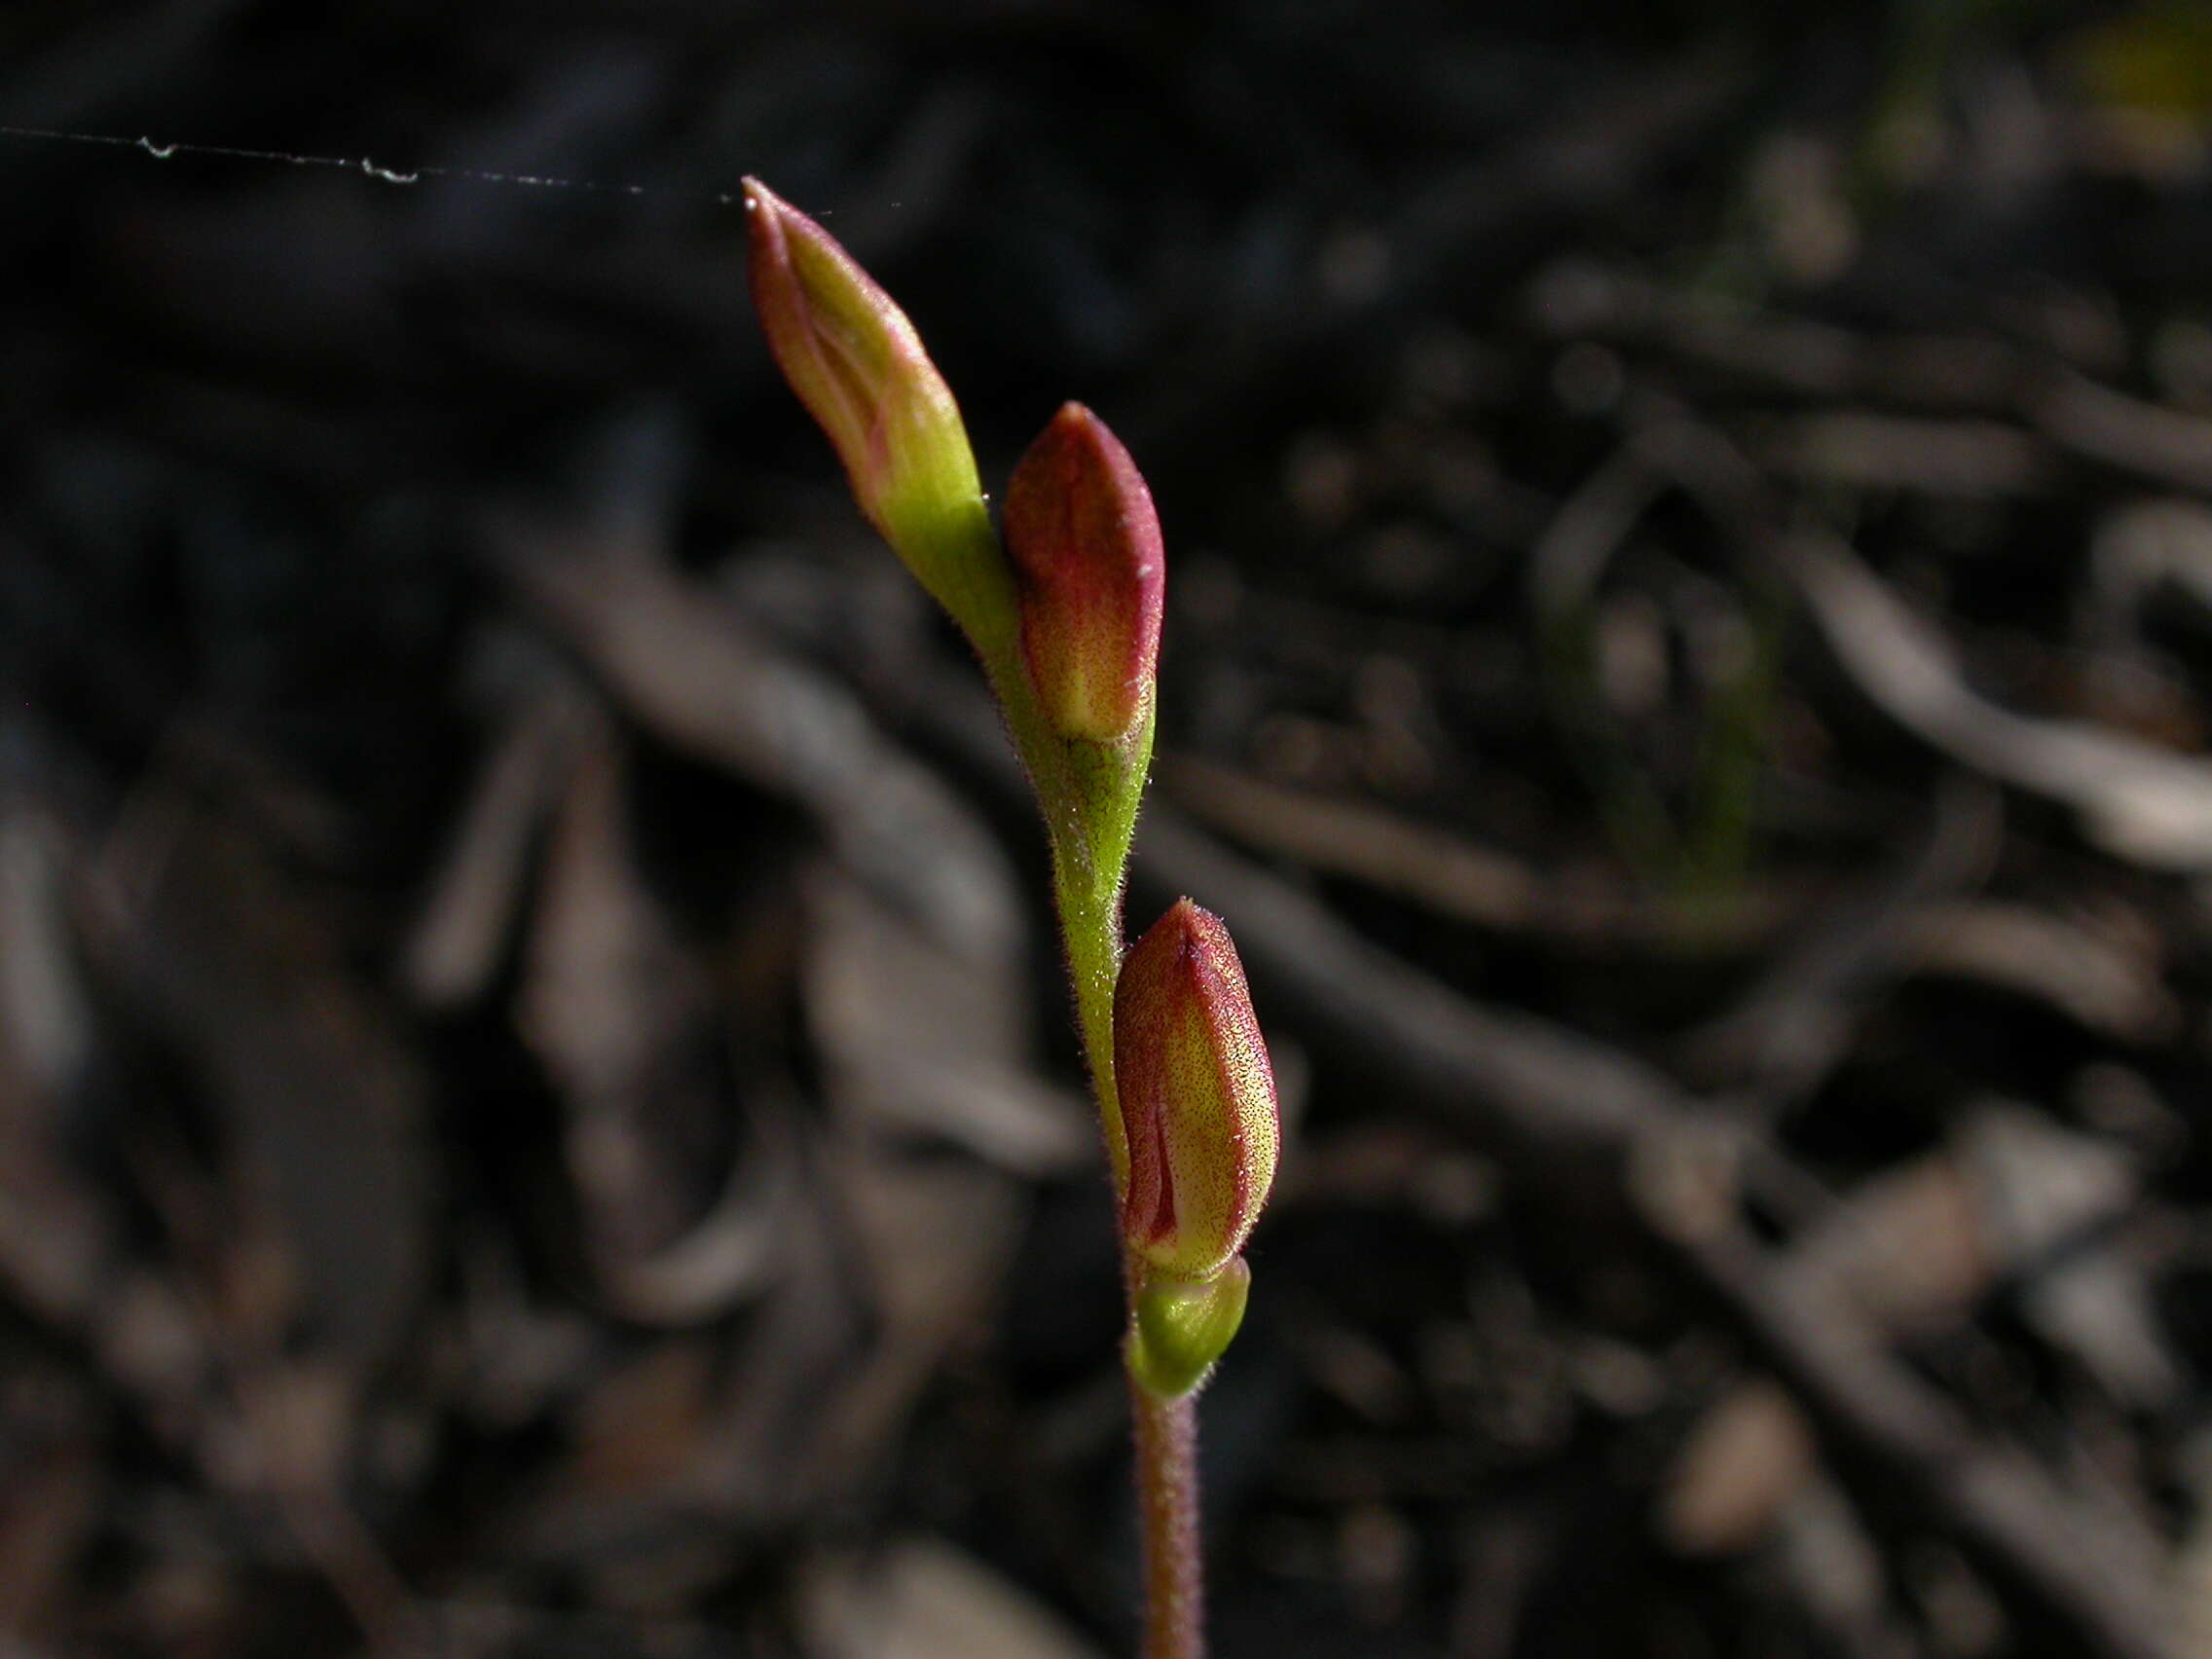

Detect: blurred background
[5, 3, 2212, 1655]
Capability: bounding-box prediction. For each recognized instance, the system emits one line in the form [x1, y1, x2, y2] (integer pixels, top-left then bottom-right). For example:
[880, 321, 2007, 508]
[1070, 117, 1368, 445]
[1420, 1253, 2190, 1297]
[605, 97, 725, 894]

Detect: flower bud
[1114, 900, 1278, 1282]
[743, 178, 1011, 648]
[1002, 403, 1164, 743]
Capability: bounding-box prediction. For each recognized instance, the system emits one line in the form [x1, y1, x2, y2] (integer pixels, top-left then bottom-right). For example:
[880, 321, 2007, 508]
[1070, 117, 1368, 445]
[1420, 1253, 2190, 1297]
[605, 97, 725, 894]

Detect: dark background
[3, 3, 2212, 1656]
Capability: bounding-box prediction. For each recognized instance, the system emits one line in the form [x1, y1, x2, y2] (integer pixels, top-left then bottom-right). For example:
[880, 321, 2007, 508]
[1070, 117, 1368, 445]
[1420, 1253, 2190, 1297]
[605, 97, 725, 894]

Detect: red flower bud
[1114, 900, 1278, 1282]
[1002, 403, 1164, 743]
[743, 178, 1010, 647]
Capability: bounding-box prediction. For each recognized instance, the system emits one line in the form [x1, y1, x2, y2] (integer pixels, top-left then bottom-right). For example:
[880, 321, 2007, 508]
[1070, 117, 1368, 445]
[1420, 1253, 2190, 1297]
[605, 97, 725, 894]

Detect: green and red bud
[1114, 900, 1279, 1285]
[1003, 403, 1164, 744]
[742, 177, 1012, 649]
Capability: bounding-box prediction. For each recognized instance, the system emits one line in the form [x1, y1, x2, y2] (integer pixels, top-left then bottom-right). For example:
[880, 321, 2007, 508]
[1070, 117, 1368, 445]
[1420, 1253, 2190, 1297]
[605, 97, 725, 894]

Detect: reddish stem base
[1130, 1379, 1203, 1659]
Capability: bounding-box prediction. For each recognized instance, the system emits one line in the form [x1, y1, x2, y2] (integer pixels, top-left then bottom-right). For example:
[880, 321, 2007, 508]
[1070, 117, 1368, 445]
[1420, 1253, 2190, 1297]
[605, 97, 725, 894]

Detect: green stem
[1130, 1380, 1203, 1659]
[991, 657, 1190, 1657]
[1054, 853, 1127, 1189]
[1064, 858, 1206, 1659]
[991, 660, 1151, 1193]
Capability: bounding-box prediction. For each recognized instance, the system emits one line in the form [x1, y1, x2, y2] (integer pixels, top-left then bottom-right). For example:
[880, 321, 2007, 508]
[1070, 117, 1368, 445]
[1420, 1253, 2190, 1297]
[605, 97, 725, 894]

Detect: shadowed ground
[2, 5, 2211, 1655]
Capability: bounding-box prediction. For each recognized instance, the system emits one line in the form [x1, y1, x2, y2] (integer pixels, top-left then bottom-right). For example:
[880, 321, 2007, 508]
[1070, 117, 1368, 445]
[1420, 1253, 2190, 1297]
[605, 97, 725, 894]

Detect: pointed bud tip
[740, 176, 805, 273]
[1004, 403, 1164, 743]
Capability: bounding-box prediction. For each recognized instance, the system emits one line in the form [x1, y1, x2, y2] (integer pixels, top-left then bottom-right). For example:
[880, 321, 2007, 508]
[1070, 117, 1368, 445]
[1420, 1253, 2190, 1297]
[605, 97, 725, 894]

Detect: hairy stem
[1052, 808, 1206, 1659]
[1054, 859, 1127, 1187]
[1008, 668, 1192, 1659]
[1130, 1379, 1203, 1659]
